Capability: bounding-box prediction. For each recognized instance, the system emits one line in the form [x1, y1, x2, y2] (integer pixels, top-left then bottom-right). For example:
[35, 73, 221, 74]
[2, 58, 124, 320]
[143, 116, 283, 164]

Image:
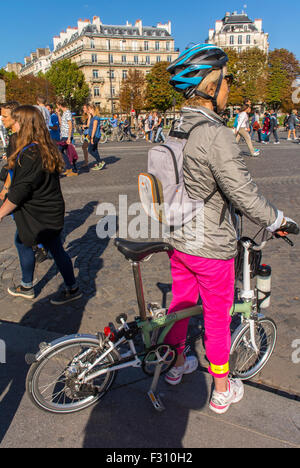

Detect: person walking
[154, 112, 166, 143]
[56, 99, 78, 177]
[81, 104, 90, 168]
[261, 112, 271, 144]
[46, 104, 60, 142]
[236, 105, 260, 156]
[88, 104, 105, 171]
[165, 43, 298, 414]
[110, 114, 119, 141]
[0, 105, 82, 304]
[35, 95, 51, 129]
[269, 110, 280, 144]
[287, 110, 299, 141]
[0, 115, 6, 148]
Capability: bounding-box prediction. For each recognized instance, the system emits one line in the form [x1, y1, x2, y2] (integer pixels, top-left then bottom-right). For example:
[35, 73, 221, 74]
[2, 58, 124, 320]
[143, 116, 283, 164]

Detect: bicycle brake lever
[275, 233, 294, 247]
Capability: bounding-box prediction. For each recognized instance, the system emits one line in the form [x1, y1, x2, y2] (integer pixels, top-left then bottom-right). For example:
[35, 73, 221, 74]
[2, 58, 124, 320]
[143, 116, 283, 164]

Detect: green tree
[46, 59, 90, 111]
[268, 49, 300, 112]
[145, 62, 184, 116]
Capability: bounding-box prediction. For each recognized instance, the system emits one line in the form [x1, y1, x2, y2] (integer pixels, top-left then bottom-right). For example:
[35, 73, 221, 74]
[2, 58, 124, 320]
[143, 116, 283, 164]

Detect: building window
[155, 41, 160, 51]
[132, 41, 138, 51]
[146, 56, 150, 64]
[246, 35, 251, 44]
[122, 70, 128, 80]
[112, 87, 115, 96]
[93, 69, 99, 78]
[120, 40, 126, 51]
[90, 39, 95, 49]
[230, 35, 234, 45]
[106, 39, 111, 50]
[92, 54, 97, 63]
[156, 56, 161, 63]
[166, 42, 170, 51]
[144, 41, 149, 51]
[238, 36, 242, 45]
[109, 70, 115, 79]
[134, 55, 139, 64]
[109, 54, 113, 64]
[238, 47, 242, 53]
[167, 56, 172, 62]
[122, 55, 127, 63]
[94, 87, 100, 97]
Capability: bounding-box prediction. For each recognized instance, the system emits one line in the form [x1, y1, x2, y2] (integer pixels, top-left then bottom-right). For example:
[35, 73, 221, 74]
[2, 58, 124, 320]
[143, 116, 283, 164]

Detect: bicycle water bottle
[256, 265, 272, 309]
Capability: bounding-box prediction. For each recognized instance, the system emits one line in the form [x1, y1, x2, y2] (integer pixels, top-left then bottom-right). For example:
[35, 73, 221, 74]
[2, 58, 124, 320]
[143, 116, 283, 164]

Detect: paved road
[0, 133, 299, 447]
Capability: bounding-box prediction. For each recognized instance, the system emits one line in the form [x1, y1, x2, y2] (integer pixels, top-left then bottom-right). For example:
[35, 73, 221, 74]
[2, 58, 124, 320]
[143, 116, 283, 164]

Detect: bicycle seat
[114, 238, 173, 262]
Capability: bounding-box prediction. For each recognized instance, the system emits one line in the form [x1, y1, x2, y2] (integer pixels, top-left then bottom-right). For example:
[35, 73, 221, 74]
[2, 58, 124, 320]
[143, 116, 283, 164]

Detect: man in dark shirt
[0, 101, 19, 198]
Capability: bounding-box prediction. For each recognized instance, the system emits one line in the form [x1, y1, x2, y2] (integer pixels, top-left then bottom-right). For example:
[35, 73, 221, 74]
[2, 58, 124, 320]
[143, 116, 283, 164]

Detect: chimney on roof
[135, 19, 143, 35]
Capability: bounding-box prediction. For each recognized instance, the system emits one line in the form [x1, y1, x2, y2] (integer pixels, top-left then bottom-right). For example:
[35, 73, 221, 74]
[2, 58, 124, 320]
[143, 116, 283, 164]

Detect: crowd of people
[232, 104, 300, 157]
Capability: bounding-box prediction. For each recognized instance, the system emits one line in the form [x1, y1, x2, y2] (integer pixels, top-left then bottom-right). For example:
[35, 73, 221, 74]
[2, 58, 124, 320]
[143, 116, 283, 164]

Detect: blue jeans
[155, 127, 165, 143]
[15, 232, 76, 290]
[88, 137, 101, 164]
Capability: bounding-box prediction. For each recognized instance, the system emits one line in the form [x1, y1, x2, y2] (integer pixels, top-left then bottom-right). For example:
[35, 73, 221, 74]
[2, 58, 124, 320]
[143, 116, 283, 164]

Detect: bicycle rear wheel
[26, 337, 119, 414]
[230, 317, 277, 380]
[100, 134, 108, 144]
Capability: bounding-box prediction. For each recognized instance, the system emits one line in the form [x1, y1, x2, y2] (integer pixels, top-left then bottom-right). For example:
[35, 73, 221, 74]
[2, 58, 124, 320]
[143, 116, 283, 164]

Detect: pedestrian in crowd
[110, 114, 119, 141]
[46, 104, 60, 142]
[88, 104, 105, 171]
[251, 109, 262, 143]
[154, 112, 166, 143]
[261, 112, 271, 144]
[233, 108, 240, 134]
[35, 95, 51, 129]
[0, 105, 82, 304]
[123, 116, 136, 140]
[165, 43, 298, 414]
[236, 105, 260, 157]
[138, 114, 146, 138]
[144, 113, 151, 141]
[287, 110, 299, 141]
[0, 114, 6, 148]
[148, 112, 154, 142]
[56, 99, 78, 177]
[269, 109, 280, 144]
[0, 101, 20, 201]
[81, 104, 91, 169]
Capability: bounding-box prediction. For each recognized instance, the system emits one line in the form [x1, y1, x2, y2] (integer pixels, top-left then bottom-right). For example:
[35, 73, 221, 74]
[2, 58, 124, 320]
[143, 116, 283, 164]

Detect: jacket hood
[174, 106, 224, 134]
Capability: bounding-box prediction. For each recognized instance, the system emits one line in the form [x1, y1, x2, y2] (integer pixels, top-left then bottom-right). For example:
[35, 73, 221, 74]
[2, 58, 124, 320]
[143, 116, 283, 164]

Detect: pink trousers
[165, 249, 235, 379]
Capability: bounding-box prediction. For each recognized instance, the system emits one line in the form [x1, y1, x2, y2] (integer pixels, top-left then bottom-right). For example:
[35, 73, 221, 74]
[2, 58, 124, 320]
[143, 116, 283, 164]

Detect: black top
[8, 144, 65, 247]
[0, 132, 17, 182]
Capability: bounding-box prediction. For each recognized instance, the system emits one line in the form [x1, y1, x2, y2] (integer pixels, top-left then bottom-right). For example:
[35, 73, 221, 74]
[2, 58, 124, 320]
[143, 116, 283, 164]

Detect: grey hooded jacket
[167, 106, 283, 260]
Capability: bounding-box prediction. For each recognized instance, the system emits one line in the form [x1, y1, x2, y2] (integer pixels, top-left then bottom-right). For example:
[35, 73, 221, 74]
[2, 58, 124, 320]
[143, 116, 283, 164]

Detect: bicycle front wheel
[230, 317, 277, 380]
[26, 337, 119, 414]
[100, 134, 108, 144]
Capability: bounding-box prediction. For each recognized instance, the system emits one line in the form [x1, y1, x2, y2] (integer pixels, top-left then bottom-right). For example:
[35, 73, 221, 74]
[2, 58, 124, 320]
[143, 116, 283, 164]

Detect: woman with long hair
[88, 104, 105, 171]
[0, 105, 82, 305]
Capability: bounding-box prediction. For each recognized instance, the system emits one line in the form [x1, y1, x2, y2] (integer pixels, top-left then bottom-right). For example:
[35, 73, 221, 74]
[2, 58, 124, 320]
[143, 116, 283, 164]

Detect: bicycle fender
[25, 334, 99, 364]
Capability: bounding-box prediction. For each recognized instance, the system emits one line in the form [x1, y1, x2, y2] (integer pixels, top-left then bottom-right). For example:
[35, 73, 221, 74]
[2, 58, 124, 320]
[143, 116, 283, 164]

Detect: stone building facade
[19, 16, 178, 112]
[206, 11, 269, 54]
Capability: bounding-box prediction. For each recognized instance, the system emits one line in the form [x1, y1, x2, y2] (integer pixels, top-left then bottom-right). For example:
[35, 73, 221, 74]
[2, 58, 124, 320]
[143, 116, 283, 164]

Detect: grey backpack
[138, 121, 218, 228]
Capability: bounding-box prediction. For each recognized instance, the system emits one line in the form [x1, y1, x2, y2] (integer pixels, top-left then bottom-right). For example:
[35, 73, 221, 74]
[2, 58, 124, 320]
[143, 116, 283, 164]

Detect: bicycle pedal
[148, 390, 165, 412]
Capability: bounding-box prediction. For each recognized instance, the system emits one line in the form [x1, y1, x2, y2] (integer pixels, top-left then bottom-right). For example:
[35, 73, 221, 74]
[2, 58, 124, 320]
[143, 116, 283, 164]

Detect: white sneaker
[209, 379, 244, 414]
[165, 355, 198, 386]
[274, 142, 280, 144]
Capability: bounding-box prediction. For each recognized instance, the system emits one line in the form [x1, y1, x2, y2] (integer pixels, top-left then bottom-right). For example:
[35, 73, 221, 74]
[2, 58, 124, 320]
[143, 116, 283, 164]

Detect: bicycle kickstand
[147, 363, 166, 412]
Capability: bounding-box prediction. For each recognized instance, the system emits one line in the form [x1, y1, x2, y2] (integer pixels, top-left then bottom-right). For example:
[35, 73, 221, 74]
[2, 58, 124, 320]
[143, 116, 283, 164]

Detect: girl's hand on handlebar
[277, 217, 299, 236]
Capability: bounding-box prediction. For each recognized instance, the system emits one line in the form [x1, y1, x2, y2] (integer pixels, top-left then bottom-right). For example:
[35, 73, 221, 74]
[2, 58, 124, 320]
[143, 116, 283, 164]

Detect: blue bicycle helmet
[168, 43, 228, 112]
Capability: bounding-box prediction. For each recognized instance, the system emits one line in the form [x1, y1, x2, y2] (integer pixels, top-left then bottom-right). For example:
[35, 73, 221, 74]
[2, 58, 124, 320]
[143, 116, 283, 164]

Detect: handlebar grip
[276, 221, 299, 236]
[274, 234, 294, 247]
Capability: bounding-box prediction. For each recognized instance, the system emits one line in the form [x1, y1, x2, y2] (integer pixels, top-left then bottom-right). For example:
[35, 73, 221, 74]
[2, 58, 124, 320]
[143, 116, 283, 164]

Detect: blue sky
[1, 0, 299, 67]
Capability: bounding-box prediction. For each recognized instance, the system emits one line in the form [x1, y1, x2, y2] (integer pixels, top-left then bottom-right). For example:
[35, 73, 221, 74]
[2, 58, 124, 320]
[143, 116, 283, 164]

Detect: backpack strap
[160, 144, 179, 184]
[169, 120, 208, 139]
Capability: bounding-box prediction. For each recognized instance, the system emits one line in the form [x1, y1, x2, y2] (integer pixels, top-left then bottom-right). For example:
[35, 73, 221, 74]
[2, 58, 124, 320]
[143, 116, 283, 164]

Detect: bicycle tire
[229, 317, 277, 380]
[26, 337, 119, 414]
[100, 134, 108, 144]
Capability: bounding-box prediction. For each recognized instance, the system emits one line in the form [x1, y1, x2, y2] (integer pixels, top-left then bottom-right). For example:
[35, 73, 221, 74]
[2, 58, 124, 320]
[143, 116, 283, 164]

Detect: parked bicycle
[25, 214, 298, 414]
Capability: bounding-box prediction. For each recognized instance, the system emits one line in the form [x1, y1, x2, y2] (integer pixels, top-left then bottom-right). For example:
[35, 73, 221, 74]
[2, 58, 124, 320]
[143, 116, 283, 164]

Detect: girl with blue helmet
[164, 44, 298, 414]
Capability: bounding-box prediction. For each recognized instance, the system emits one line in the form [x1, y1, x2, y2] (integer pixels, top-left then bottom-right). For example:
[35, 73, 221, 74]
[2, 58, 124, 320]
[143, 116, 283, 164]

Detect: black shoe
[35, 247, 49, 264]
[50, 287, 83, 305]
[8, 284, 35, 300]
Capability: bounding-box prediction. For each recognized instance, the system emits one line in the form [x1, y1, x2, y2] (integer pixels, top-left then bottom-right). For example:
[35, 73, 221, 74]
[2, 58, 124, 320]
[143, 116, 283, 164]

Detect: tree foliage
[118, 69, 146, 116]
[0, 69, 56, 105]
[145, 62, 184, 113]
[225, 47, 300, 111]
[46, 59, 90, 111]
